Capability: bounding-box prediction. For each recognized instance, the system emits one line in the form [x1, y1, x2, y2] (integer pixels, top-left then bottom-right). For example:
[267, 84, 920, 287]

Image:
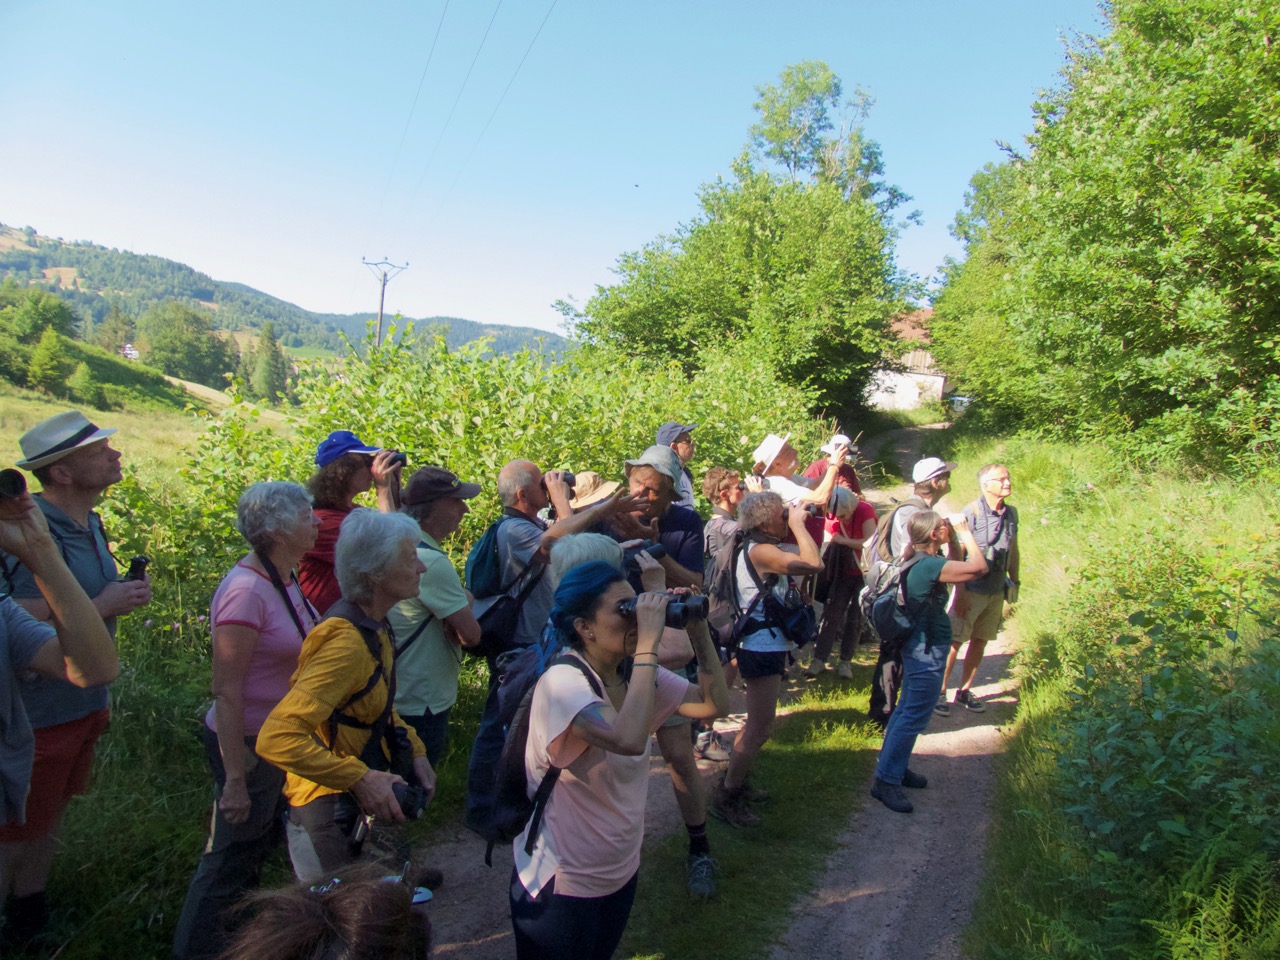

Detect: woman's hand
[351, 769, 407, 821]
[744, 475, 765, 493]
[218, 777, 252, 825]
[635, 548, 667, 593]
[786, 505, 811, 534]
[633, 591, 669, 655]
[370, 450, 404, 488]
[0, 491, 56, 569]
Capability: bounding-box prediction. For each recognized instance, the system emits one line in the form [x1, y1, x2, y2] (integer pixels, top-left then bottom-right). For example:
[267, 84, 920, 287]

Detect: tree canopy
[569, 62, 906, 417]
[931, 0, 1280, 469]
[137, 301, 237, 389]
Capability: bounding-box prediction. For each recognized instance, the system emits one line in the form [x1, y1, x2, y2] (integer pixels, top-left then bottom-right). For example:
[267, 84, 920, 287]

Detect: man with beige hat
[0, 411, 145, 945]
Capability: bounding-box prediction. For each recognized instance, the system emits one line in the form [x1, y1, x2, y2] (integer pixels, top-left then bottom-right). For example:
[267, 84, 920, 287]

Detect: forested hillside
[0, 224, 566, 355]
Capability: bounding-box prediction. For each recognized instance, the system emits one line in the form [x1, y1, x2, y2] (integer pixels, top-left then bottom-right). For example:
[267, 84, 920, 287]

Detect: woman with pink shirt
[173, 482, 321, 960]
[510, 561, 728, 959]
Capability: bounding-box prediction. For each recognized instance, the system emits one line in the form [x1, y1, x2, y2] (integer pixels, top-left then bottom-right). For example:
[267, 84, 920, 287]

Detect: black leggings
[510, 868, 638, 960]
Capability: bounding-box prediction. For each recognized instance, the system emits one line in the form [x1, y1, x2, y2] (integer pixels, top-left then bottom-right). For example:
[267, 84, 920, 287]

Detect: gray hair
[977, 463, 1006, 484]
[738, 491, 783, 533]
[497, 460, 539, 508]
[335, 508, 423, 604]
[549, 533, 624, 589]
[829, 485, 854, 519]
[236, 482, 313, 550]
[907, 510, 943, 547]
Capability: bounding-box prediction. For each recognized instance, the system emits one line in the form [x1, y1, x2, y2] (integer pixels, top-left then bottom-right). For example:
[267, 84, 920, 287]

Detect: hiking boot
[712, 783, 762, 828]
[837, 660, 854, 679]
[901, 768, 928, 789]
[741, 778, 771, 804]
[933, 695, 951, 717]
[694, 730, 731, 762]
[804, 657, 827, 677]
[686, 853, 719, 897]
[955, 689, 986, 712]
[870, 778, 914, 813]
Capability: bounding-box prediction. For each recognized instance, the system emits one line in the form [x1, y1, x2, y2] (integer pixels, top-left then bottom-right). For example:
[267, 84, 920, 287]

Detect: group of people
[0, 411, 1020, 960]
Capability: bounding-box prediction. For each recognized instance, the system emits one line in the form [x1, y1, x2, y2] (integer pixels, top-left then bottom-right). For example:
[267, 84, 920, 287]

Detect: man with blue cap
[656, 422, 698, 510]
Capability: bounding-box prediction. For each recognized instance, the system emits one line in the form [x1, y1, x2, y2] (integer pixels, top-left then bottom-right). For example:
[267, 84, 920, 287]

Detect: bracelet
[631, 662, 659, 670]
[632, 651, 660, 660]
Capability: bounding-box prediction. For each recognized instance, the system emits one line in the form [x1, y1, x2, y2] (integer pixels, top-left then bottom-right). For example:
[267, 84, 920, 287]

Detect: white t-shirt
[764, 474, 816, 505]
[734, 542, 797, 653]
[515, 652, 688, 898]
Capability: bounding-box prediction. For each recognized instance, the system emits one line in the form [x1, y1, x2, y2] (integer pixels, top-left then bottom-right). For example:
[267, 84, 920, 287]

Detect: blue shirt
[2, 497, 115, 727]
[0, 597, 57, 825]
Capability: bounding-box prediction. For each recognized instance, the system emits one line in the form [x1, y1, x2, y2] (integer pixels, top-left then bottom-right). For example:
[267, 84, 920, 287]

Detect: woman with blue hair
[510, 560, 729, 960]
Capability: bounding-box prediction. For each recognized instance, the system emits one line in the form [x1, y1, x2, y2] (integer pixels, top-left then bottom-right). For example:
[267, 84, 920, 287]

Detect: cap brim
[16, 428, 117, 470]
[454, 481, 483, 499]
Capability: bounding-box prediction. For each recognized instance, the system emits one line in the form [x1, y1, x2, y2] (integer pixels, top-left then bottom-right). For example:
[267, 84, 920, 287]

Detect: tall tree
[249, 322, 290, 404]
[93, 302, 135, 355]
[27, 326, 70, 395]
[3, 288, 77, 343]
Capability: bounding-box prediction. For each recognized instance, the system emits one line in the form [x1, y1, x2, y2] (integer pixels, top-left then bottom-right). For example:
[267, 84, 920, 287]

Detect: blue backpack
[465, 515, 517, 598]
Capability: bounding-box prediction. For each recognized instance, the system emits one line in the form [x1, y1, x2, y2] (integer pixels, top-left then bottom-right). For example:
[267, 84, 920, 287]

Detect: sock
[686, 821, 711, 857]
[5, 891, 50, 944]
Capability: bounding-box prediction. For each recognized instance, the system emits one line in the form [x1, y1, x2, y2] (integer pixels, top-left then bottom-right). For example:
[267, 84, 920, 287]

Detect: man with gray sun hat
[0, 411, 145, 945]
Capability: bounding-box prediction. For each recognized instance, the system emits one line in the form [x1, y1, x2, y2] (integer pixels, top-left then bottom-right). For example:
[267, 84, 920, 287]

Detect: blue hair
[546, 560, 626, 654]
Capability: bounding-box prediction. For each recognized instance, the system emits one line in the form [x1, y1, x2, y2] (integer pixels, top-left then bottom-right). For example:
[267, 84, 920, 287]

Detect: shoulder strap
[320, 601, 395, 752]
[495, 515, 547, 596]
[393, 541, 447, 658]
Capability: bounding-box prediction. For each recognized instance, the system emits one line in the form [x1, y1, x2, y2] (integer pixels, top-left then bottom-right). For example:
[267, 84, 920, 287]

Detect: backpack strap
[495, 514, 548, 597]
[320, 600, 400, 772]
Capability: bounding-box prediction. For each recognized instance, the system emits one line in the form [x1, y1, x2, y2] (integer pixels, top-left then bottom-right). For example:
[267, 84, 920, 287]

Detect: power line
[360, 0, 452, 259]
[428, 0, 558, 222]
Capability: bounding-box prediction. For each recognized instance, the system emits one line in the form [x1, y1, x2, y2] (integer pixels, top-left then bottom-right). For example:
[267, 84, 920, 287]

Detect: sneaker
[711, 784, 762, 828]
[694, 730, 731, 762]
[837, 660, 853, 679]
[686, 853, 719, 897]
[870, 778, 914, 813]
[954, 689, 986, 713]
[933, 695, 951, 717]
[804, 657, 827, 677]
[900, 768, 928, 789]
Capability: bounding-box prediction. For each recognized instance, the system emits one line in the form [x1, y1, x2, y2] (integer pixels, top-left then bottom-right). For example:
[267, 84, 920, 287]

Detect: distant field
[1, 384, 216, 484]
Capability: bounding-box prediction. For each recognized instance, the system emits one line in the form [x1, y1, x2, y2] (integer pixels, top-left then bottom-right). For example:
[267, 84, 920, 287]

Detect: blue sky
[1, 1, 1107, 334]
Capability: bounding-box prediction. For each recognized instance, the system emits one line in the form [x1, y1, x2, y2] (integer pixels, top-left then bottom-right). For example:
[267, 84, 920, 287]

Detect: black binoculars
[616, 593, 709, 628]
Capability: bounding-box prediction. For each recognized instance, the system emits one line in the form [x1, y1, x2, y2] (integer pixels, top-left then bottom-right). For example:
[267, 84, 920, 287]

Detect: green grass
[619, 672, 882, 960]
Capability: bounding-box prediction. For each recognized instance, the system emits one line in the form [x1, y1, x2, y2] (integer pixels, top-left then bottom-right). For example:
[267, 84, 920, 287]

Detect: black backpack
[704, 527, 746, 644]
[859, 554, 926, 657]
[483, 650, 602, 866]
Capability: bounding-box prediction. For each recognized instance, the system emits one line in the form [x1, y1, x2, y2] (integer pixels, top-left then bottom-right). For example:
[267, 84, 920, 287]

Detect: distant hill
[0, 223, 567, 356]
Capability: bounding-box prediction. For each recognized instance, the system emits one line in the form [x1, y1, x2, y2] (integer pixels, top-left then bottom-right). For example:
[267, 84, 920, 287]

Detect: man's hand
[96, 577, 152, 618]
[594, 489, 648, 519]
[633, 547, 667, 593]
[543, 469, 574, 506]
[0, 492, 56, 566]
[744, 475, 765, 493]
[218, 778, 252, 825]
[830, 443, 849, 467]
[370, 450, 404, 488]
[611, 510, 658, 541]
[351, 769, 407, 821]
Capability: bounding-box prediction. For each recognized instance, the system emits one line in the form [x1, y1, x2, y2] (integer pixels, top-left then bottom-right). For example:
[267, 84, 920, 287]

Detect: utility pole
[362, 258, 409, 347]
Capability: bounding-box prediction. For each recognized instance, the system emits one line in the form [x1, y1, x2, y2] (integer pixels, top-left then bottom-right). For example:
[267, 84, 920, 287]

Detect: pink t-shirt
[204, 560, 318, 736]
[515, 653, 688, 898]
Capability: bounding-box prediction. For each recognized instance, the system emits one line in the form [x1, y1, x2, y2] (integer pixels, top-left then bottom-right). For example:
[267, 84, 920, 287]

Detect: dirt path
[769, 424, 1017, 960]
[422, 424, 1018, 959]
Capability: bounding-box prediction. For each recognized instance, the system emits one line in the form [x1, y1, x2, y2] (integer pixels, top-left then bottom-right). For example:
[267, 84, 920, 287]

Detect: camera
[386, 451, 408, 469]
[393, 781, 429, 820]
[0, 469, 27, 501]
[984, 545, 1009, 572]
[616, 592, 708, 628]
[622, 540, 667, 573]
[125, 556, 150, 581]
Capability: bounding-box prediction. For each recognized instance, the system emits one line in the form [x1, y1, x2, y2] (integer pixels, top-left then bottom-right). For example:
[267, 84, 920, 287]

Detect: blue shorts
[737, 649, 788, 679]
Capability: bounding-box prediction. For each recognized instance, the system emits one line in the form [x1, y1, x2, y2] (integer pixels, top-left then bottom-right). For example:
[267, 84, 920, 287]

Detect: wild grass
[620, 676, 882, 960]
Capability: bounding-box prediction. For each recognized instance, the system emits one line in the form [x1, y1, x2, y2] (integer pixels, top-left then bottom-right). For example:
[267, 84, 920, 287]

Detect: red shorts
[0, 708, 110, 840]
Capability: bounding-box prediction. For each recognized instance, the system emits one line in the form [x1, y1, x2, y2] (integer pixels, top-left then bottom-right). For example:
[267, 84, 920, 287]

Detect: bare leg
[724, 674, 781, 790]
[655, 724, 705, 827]
[958, 637, 990, 691]
[939, 641, 962, 697]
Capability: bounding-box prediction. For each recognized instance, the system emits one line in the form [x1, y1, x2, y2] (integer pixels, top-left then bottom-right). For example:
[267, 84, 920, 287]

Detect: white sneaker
[804, 657, 826, 677]
[837, 660, 853, 679]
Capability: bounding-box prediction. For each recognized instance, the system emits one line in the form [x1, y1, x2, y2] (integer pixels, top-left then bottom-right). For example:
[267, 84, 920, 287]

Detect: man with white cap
[751, 433, 848, 513]
[656, 421, 698, 510]
[0, 411, 143, 945]
[802, 433, 862, 497]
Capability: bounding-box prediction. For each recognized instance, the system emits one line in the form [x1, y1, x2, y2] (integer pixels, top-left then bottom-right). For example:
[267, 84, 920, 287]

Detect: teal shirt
[904, 553, 952, 648]
[388, 535, 471, 716]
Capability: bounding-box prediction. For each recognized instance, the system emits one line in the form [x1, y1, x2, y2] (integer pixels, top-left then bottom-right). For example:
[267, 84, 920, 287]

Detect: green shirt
[388, 535, 470, 716]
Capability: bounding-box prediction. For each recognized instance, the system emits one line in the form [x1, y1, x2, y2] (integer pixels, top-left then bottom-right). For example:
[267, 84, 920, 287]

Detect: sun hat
[403, 466, 482, 505]
[751, 433, 792, 473]
[656, 422, 698, 446]
[821, 433, 853, 457]
[912, 457, 958, 483]
[624, 446, 684, 485]
[568, 471, 621, 510]
[315, 431, 381, 468]
[16, 411, 117, 471]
